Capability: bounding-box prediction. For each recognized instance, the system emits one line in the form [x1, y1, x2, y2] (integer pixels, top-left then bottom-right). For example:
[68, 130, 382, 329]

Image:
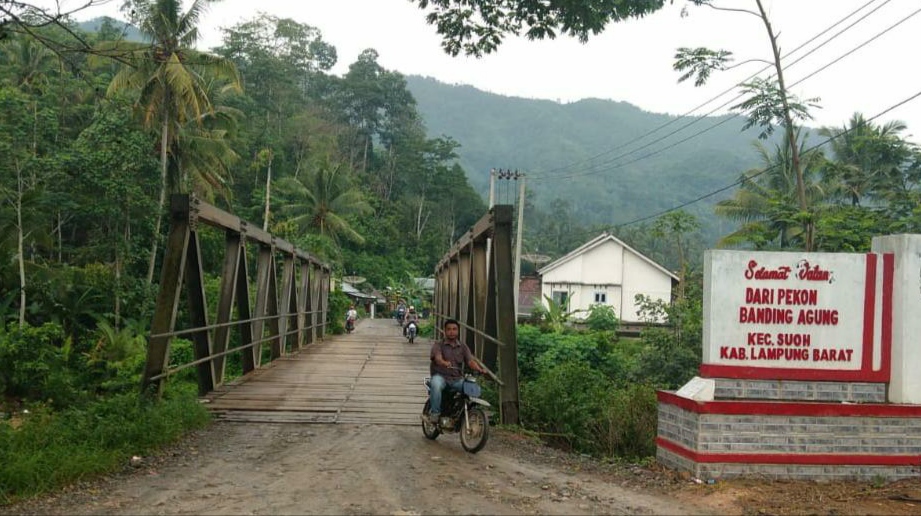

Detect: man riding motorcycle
[424, 318, 486, 425]
[403, 306, 419, 336]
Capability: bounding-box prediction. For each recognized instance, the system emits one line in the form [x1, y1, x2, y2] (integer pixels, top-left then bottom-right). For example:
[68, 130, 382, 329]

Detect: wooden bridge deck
[203, 318, 431, 425]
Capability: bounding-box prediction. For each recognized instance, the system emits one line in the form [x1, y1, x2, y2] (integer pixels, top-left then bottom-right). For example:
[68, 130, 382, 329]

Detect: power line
[529, 0, 890, 180]
[616, 87, 921, 228]
[526, 86, 921, 245]
[530, 1, 919, 184]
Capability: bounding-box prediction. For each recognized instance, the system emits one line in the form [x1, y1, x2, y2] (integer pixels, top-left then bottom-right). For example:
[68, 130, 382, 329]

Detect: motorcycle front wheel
[421, 400, 440, 440]
[460, 406, 489, 453]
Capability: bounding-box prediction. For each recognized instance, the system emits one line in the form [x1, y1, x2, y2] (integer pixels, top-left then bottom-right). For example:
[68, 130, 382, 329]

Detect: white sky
[62, 0, 921, 143]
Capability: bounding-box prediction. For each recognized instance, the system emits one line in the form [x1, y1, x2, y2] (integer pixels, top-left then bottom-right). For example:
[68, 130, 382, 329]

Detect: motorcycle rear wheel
[421, 400, 440, 440]
[460, 406, 489, 453]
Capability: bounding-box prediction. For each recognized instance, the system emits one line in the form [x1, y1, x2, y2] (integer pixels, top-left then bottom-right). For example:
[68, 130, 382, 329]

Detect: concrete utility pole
[486, 168, 497, 277]
[511, 172, 526, 317]
[488, 168, 497, 209]
[492, 169, 526, 317]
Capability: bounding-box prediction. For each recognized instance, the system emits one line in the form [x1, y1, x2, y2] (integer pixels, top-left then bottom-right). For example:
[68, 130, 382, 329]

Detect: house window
[594, 292, 607, 303]
[551, 291, 568, 306]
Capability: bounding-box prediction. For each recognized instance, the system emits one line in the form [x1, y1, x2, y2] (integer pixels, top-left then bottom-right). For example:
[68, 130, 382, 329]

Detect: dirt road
[4, 421, 716, 516]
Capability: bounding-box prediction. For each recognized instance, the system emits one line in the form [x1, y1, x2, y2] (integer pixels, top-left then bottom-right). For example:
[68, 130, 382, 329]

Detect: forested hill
[405, 75, 779, 239]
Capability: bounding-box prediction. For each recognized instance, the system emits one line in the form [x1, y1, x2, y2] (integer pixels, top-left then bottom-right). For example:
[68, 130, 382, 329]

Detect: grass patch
[0, 383, 211, 505]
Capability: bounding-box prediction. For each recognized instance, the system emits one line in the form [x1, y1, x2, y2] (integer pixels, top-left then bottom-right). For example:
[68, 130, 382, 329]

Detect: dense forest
[2, 0, 921, 503]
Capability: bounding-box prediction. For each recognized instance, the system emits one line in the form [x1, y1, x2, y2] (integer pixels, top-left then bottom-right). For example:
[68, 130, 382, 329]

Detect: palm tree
[105, 0, 241, 283]
[819, 113, 912, 208]
[715, 135, 828, 250]
[174, 78, 242, 203]
[0, 36, 54, 93]
[275, 159, 372, 248]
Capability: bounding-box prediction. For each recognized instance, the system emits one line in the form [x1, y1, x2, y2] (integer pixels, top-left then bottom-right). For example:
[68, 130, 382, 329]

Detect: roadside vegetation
[507, 282, 701, 460]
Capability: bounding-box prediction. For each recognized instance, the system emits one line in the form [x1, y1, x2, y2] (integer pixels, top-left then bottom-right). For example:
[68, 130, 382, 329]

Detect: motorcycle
[421, 373, 490, 453]
[345, 318, 355, 334]
[405, 321, 417, 343]
[396, 309, 405, 326]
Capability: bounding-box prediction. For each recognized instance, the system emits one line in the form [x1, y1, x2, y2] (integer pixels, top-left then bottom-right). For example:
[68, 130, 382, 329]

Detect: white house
[536, 233, 679, 323]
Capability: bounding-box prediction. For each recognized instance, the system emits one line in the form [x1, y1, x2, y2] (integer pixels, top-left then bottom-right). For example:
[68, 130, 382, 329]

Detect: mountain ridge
[404, 74, 785, 241]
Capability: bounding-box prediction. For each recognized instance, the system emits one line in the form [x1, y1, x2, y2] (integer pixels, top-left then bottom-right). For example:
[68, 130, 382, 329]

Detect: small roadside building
[342, 281, 385, 318]
[537, 232, 678, 324]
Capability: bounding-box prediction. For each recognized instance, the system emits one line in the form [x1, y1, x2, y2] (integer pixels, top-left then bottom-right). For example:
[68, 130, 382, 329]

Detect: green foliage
[326, 290, 351, 335]
[632, 285, 703, 390]
[0, 322, 82, 409]
[417, 319, 434, 338]
[733, 78, 820, 141]
[84, 320, 147, 395]
[592, 383, 659, 459]
[673, 47, 733, 87]
[410, 0, 666, 57]
[521, 361, 612, 452]
[275, 159, 372, 248]
[166, 339, 198, 384]
[584, 303, 619, 332]
[529, 293, 578, 333]
[0, 386, 210, 504]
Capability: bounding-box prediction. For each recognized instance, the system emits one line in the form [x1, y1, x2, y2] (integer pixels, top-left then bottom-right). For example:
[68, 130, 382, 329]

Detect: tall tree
[216, 14, 336, 141]
[0, 86, 41, 326]
[672, 0, 819, 250]
[651, 210, 700, 300]
[107, 0, 241, 283]
[819, 113, 913, 208]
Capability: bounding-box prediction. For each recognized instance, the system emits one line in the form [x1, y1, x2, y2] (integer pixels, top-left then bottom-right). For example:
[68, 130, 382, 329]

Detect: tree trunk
[56, 211, 62, 262]
[263, 155, 273, 231]
[756, 0, 812, 251]
[362, 135, 369, 173]
[16, 164, 26, 327]
[146, 116, 170, 284]
[115, 218, 122, 330]
[677, 237, 686, 301]
[415, 194, 427, 240]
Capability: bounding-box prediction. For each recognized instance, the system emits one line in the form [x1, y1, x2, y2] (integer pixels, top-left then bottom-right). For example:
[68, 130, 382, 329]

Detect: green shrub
[0, 322, 83, 408]
[591, 383, 659, 459]
[83, 320, 147, 395]
[326, 290, 350, 334]
[584, 303, 620, 332]
[167, 338, 198, 383]
[417, 319, 434, 338]
[517, 324, 623, 383]
[521, 361, 613, 453]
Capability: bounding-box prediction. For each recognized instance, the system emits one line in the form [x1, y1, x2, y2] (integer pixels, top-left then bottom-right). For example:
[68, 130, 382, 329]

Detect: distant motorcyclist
[403, 306, 419, 336]
[345, 304, 358, 332]
[396, 301, 407, 324]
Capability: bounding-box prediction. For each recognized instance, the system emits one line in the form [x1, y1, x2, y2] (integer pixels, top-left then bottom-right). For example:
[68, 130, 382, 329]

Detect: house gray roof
[342, 281, 380, 301]
[537, 232, 679, 282]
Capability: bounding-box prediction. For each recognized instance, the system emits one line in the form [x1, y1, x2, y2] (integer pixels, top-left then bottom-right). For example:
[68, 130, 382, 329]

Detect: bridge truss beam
[434, 205, 520, 425]
[142, 194, 331, 398]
